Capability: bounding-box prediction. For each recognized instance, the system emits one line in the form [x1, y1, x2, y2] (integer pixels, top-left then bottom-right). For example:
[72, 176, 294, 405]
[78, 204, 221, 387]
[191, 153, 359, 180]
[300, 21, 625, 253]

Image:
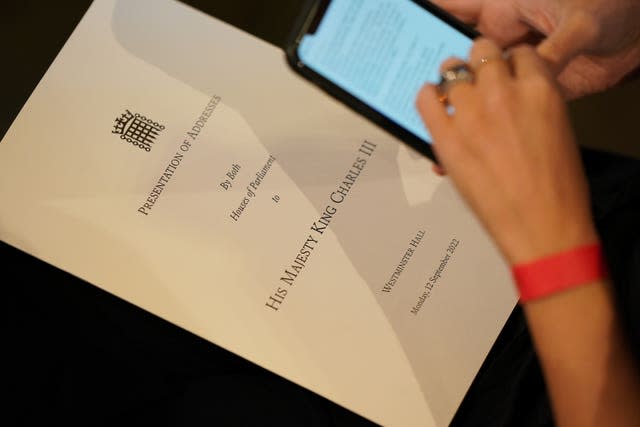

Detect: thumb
[537, 11, 599, 74]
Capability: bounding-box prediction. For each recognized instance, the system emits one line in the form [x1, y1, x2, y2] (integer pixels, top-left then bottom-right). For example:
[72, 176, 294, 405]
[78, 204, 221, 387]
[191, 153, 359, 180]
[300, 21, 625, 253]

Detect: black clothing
[451, 148, 640, 427]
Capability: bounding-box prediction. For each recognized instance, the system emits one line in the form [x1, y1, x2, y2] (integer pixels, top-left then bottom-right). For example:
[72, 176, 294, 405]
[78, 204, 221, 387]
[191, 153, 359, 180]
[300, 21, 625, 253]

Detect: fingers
[438, 57, 474, 105]
[468, 38, 512, 83]
[509, 44, 554, 81]
[440, 38, 513, 98]
[416, 38, 550, 166]
[416, 84, 453, 144]
[439, 57, 467, 74]
[432, 163, 447, 176]
[429, 0, 483, 25]
[536, 12, 598, 74]
[438, 38, 513, 111]
[472, 2, 530, 48]
[416, 84, 459, 171]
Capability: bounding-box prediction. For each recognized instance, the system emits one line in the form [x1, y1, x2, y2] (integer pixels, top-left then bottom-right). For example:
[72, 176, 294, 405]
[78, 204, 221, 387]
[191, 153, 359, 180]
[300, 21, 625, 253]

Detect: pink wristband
[512, 243, 608, 303]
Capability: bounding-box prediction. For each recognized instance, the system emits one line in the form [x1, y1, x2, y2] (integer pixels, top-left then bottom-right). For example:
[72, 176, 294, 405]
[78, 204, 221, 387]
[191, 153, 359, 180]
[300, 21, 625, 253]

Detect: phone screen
[298, 0, 473, 144]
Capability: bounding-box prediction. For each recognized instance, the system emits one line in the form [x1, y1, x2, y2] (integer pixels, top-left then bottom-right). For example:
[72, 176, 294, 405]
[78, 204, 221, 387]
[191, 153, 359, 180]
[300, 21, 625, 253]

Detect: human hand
[431, 0, 640, 98]
[416, 38, 599, 264]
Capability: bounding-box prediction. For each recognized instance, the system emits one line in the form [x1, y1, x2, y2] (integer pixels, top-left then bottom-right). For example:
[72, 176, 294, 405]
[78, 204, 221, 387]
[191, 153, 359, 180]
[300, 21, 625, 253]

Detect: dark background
[3, 1, 639, 426]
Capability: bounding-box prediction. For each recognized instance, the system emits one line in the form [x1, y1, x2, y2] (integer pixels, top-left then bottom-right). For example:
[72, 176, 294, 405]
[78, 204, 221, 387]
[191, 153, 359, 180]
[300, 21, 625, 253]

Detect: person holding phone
[429, 0, 640, 99]
[415, 1, 640, 425]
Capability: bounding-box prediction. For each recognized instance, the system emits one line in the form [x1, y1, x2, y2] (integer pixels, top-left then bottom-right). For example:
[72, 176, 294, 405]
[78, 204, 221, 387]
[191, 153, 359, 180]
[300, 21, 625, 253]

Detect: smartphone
[286, 0, 478, 160]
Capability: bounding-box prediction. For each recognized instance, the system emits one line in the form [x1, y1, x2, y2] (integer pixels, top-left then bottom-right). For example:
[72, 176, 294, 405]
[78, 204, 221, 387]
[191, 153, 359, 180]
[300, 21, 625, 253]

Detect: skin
[415, 38, 640, 426]
[430, 0, 640, 98]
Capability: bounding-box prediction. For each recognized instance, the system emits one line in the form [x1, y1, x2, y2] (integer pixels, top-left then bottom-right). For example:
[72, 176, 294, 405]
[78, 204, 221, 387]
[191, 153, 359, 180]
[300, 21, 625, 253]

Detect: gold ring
[479, 56, 499, 65]
[474, 50, 510, 70]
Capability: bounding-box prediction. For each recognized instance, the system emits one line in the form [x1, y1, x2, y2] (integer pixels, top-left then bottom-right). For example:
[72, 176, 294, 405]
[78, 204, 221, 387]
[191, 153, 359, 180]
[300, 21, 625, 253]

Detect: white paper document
[0, 1, 517, 425]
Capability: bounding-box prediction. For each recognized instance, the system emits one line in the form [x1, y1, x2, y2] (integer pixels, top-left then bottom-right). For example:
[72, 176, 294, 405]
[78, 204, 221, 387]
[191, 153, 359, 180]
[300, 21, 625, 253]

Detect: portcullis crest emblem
[112, 110, 164, 152]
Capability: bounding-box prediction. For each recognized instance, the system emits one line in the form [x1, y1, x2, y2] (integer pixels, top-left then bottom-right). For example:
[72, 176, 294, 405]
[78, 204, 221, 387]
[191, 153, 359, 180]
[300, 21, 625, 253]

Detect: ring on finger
[473, 50, 511, 71]
[437, 63, 475, 105]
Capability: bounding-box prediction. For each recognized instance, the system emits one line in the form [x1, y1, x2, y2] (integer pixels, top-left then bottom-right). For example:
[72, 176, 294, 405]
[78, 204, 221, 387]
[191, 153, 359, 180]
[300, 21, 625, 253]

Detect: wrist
[512, 242, 608, 303]
[503, 221, 600, 266]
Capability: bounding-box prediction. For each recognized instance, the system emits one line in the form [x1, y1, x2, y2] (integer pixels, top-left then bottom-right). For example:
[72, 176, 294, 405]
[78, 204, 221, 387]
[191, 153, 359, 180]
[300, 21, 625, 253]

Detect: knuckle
[522, 74, 565, 108]
[456, 100, 485, 133]
[523, 73, 557, 97]
[473, 37, 499, 51]
[470, 37, 501, 62]
[570, 10, 601, 44]
[509, 44, 535, 58]
[440, 56, 464, 72]
[471, 38, 489, 52]
[483, 84, 513, 114]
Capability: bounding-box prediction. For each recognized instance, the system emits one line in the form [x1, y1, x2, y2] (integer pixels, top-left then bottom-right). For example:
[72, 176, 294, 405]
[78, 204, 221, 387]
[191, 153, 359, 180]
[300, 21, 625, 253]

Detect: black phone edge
[285, 0, 480, 163]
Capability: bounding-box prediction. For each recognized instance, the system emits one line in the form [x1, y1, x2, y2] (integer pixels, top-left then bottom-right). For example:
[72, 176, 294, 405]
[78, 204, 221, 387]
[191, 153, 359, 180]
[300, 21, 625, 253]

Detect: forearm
[415, 36, 640, 426]
[524, 278, 640, 427]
